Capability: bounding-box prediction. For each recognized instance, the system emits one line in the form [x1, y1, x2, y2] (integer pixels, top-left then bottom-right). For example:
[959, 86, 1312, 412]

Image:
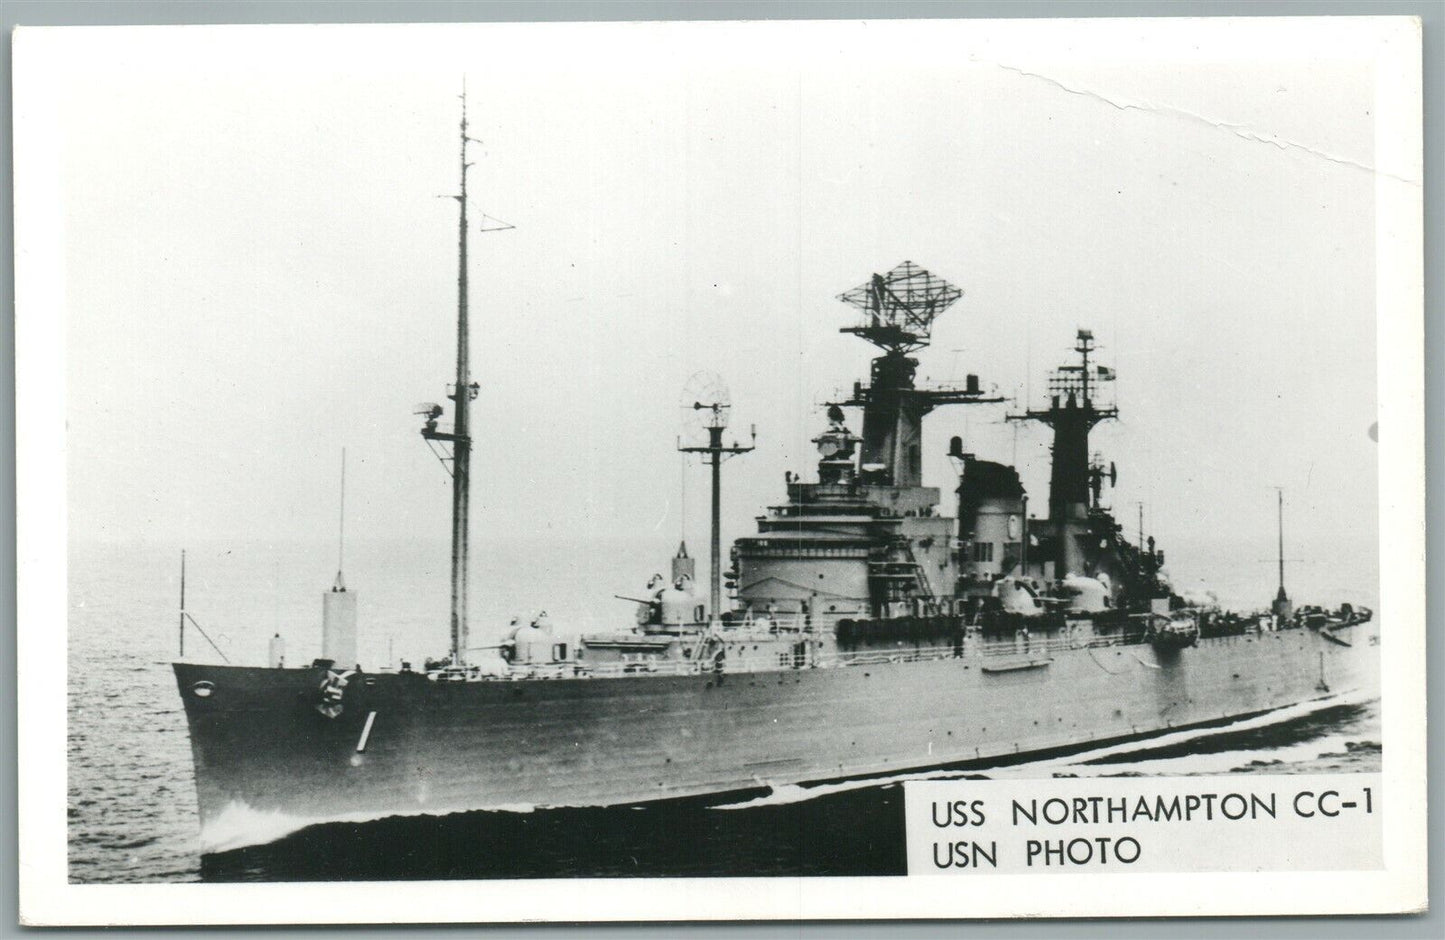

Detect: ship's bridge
[734, 475, 957, 621]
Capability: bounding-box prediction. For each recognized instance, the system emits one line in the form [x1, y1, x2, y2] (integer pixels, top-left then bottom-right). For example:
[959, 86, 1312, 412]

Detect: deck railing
[428, 626, 1171, 682]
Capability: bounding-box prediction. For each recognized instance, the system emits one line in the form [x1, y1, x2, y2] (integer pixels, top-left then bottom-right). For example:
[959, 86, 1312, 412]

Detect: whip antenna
[1271, 486, 1291, 619]
[335, 447, 347, 592]
[178, 549, 186, 656]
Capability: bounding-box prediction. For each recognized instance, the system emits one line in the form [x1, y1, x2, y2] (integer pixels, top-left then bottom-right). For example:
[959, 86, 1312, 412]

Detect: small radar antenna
[680, 371, 733, 434]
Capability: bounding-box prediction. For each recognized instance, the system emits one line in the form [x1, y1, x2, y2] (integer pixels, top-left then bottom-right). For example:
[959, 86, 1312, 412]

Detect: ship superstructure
[726, 263, 1165, 656]
[732, 263, 999, 632]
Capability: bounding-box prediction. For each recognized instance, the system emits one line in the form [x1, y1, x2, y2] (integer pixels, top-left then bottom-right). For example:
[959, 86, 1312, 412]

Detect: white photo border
[14, 14, 1426, 924]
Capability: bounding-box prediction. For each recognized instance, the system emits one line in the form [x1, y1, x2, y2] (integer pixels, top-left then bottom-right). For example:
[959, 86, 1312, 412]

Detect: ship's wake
[713, 689, 1379, 810]
[991, 688, 1379, 779]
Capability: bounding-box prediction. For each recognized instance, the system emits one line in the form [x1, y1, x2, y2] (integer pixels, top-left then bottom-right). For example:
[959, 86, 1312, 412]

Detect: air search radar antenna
[677, 372, 754, 627]
[837, 260, 963, 354]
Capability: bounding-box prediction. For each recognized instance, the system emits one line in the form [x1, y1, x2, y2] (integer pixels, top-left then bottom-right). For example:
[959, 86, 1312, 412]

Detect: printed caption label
[905, 774, 1382, 874]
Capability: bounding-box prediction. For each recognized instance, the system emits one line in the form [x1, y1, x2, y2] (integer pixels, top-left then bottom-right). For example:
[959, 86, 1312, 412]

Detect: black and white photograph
[14, 14, 1426, 923]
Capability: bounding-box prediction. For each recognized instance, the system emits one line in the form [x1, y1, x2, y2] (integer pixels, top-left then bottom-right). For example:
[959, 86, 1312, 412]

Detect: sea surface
[67, 537, 1381, 884]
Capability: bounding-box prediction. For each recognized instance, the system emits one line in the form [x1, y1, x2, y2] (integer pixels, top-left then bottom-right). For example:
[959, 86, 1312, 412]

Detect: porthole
[191, 681, 215, 698]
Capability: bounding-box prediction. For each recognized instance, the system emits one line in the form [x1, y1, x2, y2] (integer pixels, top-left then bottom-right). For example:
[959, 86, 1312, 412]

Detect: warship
[172, 101, 1378, 843]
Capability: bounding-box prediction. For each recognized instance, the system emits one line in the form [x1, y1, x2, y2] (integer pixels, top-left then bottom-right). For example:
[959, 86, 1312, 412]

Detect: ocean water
[67, 537, 1381, 884]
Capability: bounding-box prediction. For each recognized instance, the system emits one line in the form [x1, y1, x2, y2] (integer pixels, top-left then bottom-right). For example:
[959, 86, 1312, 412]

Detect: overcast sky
[39, 19, 1396, 604]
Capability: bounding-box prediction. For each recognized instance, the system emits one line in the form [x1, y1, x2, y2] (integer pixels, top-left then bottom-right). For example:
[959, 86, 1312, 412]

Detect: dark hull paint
[174, 624, 1377, 836]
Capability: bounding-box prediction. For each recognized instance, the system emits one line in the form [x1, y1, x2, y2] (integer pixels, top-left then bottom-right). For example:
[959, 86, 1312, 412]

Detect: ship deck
[416, 622, 1339, 683]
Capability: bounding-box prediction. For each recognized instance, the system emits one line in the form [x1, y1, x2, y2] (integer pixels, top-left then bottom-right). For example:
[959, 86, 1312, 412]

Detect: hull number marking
[356, 710, 378, 752]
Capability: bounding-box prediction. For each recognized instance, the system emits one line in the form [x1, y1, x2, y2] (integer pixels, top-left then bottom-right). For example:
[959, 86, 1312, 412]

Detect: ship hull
[174, 624, 1377, 839]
